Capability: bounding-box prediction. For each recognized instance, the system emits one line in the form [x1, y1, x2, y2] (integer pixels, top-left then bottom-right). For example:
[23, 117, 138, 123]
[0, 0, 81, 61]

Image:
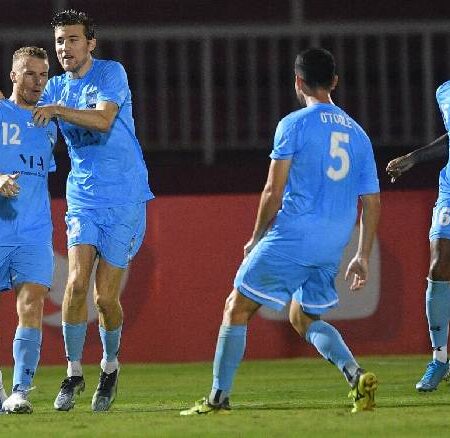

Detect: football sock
[12, 327, 42, 391]
[305, 320, 359, 385]
[426, 279, 450, 362]
[63, 322, 87, 376]
[209, 324, 247, 405]
[67, 361, 83, 378]
[99, 325, 122, 372]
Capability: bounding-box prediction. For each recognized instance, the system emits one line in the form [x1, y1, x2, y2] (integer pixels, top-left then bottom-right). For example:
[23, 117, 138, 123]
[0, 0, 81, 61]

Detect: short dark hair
[294, 48, 336, 89]
[51, 9, 95, 40]
[12, 46, 48, 69]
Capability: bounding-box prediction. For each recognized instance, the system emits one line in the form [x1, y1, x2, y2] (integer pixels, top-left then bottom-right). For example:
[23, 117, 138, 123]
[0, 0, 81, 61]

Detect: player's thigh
[0, 246, 16, 292]
[67, 244, 98, 292]
[97, 202, 146, 269]
[292, 267, 339, 316]
[234, 242, 310, 312]
[94, 257, 125, 302]
[10, 244, 54, 291]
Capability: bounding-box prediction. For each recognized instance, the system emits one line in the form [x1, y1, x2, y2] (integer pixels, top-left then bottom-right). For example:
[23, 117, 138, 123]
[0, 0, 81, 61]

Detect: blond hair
[12, 46, 48, 69]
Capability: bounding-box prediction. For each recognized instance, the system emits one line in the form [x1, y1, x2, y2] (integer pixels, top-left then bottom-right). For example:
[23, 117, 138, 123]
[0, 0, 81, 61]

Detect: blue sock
[13, 327, 42, 391]
[62, 322, 87, 362]
[306, 320, 359, 384]
[209, 324, 247, 405]
[99, 325, 122, 362]
[426, 279, 450, 352]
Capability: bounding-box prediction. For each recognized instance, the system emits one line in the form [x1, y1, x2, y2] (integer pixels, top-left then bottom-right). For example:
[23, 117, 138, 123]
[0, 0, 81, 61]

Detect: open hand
[345, 256, 368, 291]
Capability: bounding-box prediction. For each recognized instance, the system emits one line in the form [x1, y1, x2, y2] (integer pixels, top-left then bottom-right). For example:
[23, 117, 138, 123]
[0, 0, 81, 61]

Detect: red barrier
[0, 190, 438, 365]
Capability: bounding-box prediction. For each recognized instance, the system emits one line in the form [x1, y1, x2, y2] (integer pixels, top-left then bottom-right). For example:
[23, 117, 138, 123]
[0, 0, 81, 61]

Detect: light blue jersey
[436, 82, 450, 197]
[0, 100, 56, 245]
[264, 103, 379, 270]
[40, 58, 154, 209]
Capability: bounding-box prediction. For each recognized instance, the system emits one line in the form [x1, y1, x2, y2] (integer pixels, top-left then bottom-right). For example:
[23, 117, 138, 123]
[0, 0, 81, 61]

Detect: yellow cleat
[348, 371, 378, 413]
[180, 397, 231, 416]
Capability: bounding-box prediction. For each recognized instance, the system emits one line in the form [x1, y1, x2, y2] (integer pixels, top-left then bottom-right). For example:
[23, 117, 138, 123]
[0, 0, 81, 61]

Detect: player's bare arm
[386, 133, 449, 182]
[32, 100, 119, 132]
[244, 158, 291, 256]
[345, 193, 380, 291]
[0, 173, 20, 198]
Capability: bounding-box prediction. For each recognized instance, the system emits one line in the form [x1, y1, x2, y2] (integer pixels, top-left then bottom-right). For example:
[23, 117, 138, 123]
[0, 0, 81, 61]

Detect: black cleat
[91, 369, 119, 412]
[54, 376, 85, 411]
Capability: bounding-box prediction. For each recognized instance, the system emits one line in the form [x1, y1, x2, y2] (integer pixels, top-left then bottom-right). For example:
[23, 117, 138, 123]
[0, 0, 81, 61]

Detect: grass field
[0, 356, 449, 437]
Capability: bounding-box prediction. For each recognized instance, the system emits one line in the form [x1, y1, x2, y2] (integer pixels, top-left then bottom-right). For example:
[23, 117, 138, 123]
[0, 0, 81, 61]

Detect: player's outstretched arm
[0, 173, 20, 198]
[243, 158, 291, 257]
[386, 133, 448, 183]
[345, 193, 380, 291]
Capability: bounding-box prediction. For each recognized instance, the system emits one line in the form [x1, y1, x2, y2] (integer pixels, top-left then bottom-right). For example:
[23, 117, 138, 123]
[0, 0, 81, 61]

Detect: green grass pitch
[1, 356, 449, 437]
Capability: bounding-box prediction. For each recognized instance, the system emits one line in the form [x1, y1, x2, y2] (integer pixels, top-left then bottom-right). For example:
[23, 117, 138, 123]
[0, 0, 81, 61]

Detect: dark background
[1, 0, 448, 196]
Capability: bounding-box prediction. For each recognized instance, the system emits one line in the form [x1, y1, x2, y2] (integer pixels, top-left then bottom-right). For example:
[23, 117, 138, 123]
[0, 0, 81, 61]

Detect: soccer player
[0, 47, 56, 414]
[32, 10, 154, 412]
[181, 48, 380, 415]
[387, 84, 450, 391]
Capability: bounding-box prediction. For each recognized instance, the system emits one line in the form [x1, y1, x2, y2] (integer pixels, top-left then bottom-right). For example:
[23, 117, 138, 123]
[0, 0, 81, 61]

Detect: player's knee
[289, 312, 308, 337]
[66, 274, 90, 299]
[17, 294, 45, 320]
[223, 293, 252, 324]
[94, 294, 118, 316]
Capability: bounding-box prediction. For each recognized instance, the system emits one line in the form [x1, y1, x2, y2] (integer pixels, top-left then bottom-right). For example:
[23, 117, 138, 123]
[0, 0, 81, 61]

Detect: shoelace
[98, 372, 115, 391]
[423, 362, 440, 380]
[61, 377, 81, 390]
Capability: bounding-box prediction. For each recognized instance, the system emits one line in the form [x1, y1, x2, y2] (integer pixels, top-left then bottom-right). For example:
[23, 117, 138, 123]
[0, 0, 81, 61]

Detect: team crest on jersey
[86, 90, 97, 108]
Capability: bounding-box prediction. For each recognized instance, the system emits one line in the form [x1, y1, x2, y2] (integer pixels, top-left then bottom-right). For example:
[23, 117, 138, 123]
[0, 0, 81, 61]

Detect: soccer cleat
[416, 359, 449, 392]
[180, 397, 231, 416]
[2, 390, 32, 414]
[348, 371, 378, 413]
[91, 369, 119, 412]
[54, 376, 85, 411]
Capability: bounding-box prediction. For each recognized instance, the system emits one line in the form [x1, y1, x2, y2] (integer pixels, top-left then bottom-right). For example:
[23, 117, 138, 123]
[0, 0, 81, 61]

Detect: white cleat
[0, 370, 8, 411]
[2, 391, 33, 414]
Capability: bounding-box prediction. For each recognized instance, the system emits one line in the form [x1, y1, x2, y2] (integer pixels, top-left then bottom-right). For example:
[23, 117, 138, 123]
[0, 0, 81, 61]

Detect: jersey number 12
[327, 131, 349, 181]
[2, 122, 21, 145]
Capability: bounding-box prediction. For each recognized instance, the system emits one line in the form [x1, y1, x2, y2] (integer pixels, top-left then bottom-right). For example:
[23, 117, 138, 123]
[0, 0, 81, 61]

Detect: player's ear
[331, 75, 338, 90]
[10, 71, 16, 83]
[87, 38, 97, 54]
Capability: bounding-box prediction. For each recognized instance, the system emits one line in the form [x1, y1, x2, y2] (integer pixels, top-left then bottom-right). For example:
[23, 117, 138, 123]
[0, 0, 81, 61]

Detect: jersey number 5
[327, 131, 349, 181]
[2, 122, 21, 145]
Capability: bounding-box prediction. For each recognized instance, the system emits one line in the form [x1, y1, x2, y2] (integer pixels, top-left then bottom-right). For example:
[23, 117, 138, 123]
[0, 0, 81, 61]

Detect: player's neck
[304, 94, 334, 106]
[9, 95, 34, 110]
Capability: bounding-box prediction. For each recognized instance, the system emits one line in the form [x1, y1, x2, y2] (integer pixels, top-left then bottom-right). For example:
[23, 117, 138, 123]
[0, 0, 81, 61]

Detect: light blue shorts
[66, 202, 147, 269]
[0, 244, 54, 292]
[430, 198, 450, 241]
[234, 241, 339, 315]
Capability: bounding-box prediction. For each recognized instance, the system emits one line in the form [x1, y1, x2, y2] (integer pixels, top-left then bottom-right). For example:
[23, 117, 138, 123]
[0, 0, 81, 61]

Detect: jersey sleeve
[358, 136, 380, 195]
[96, 62, 129, 108]
[269, 117, 302, 160]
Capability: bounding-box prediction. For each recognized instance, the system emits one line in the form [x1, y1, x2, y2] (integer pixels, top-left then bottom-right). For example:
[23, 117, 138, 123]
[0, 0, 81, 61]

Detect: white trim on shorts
[241, 282, 287, 307]
[297, 298, 339, 309]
